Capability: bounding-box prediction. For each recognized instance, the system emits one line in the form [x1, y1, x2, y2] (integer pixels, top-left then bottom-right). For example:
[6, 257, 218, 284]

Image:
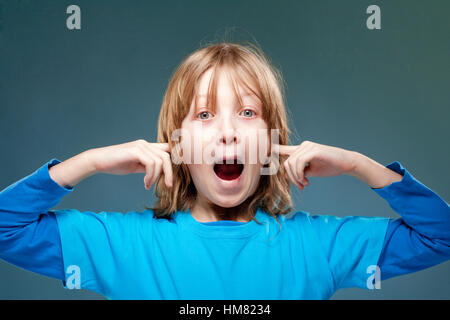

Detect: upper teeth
[215, 157, 242, 164]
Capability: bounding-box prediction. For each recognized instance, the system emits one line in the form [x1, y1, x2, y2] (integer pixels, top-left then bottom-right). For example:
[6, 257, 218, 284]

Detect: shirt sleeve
[373, 161, 450, 281]
[0, 158, 72, 280]
[52, 207, 147, 297]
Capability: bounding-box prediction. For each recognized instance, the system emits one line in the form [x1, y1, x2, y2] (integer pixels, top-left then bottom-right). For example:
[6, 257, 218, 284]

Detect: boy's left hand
[274, 141, 357, 190]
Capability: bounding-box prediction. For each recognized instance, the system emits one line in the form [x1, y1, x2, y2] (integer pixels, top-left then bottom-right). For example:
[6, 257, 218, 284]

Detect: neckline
[201, 220, 247, 226]
[174, 208, 268, 238]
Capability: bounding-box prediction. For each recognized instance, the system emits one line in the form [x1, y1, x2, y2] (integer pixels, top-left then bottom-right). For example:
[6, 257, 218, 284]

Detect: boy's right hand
[89, 139, 173, 189]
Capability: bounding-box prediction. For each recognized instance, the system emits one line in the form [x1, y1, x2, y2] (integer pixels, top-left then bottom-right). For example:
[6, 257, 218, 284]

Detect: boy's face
[179, 67, 269, 208]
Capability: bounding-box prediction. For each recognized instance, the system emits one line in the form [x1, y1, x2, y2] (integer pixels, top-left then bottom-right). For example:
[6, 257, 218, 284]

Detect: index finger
[151, 143, 170, 152]
[272, 144, 297, 156]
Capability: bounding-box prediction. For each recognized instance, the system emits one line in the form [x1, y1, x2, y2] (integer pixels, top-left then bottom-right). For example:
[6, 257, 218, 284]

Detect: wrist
[82, 149, 100, 176]
[347, 152, 403, 188]
[346, 151, 365, 177]
[49, 150, 98, 188]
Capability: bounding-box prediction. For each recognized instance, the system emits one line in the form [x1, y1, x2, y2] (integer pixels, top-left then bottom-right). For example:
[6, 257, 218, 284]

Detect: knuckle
[135, 139, 145, 146]
[161, 152, 170, 161]
[301, 140, 312, 147]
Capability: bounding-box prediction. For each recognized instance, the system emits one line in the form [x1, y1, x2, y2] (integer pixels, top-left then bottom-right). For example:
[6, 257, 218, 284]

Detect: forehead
[196, 92, 259, 101]
[196, 67, 260, 101]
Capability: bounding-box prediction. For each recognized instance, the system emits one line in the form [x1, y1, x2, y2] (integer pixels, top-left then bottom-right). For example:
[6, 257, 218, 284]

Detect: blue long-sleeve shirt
[0, 158, 449, 289]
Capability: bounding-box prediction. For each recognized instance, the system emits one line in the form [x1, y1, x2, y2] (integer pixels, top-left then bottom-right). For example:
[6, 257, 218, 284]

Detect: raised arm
[0, 158, 78, 280]
[277, 141, 450, 284]
[0, 140, 172, 281]
[329, 151, 450, 281]
[362, 160, 450, 280]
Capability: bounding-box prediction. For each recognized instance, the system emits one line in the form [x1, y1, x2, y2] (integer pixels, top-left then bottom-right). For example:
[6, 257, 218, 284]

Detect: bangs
[192, 58, 267, 122]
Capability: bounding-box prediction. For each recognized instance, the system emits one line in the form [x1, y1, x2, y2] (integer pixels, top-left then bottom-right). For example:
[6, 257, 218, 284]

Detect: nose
[217, 129, 240, 145]
[216, 116, 241, 145]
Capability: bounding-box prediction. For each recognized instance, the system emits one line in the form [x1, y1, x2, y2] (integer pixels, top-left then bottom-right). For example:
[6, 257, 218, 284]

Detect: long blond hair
[148, 42, 293, 223]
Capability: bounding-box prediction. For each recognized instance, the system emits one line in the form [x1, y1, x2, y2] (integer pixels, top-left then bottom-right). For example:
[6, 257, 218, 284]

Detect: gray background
[0, 0, 448, 299]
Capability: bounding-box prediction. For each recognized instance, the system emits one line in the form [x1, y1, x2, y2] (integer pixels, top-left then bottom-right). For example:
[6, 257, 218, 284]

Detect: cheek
[186, 165, 204, 189]
[241, 131, 270, 165]
[186, 166, 196, 182]
[244, 164, 263, 195]
[179, 128, 218, 163]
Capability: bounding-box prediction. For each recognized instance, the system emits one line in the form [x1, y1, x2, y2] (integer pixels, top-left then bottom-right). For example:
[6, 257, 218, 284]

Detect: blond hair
[147, 42, 293, 223]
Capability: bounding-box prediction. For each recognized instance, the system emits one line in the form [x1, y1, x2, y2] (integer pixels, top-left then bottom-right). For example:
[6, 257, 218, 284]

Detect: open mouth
[213, 158, 244, 181]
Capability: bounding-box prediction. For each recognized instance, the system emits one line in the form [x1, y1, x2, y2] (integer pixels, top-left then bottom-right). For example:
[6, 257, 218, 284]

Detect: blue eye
[197, 111, 213, 120]
[240, 109, 255, 118]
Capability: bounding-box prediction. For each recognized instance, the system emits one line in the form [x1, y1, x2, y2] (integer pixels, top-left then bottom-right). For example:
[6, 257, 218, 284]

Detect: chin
[209, 193, 247, 208]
